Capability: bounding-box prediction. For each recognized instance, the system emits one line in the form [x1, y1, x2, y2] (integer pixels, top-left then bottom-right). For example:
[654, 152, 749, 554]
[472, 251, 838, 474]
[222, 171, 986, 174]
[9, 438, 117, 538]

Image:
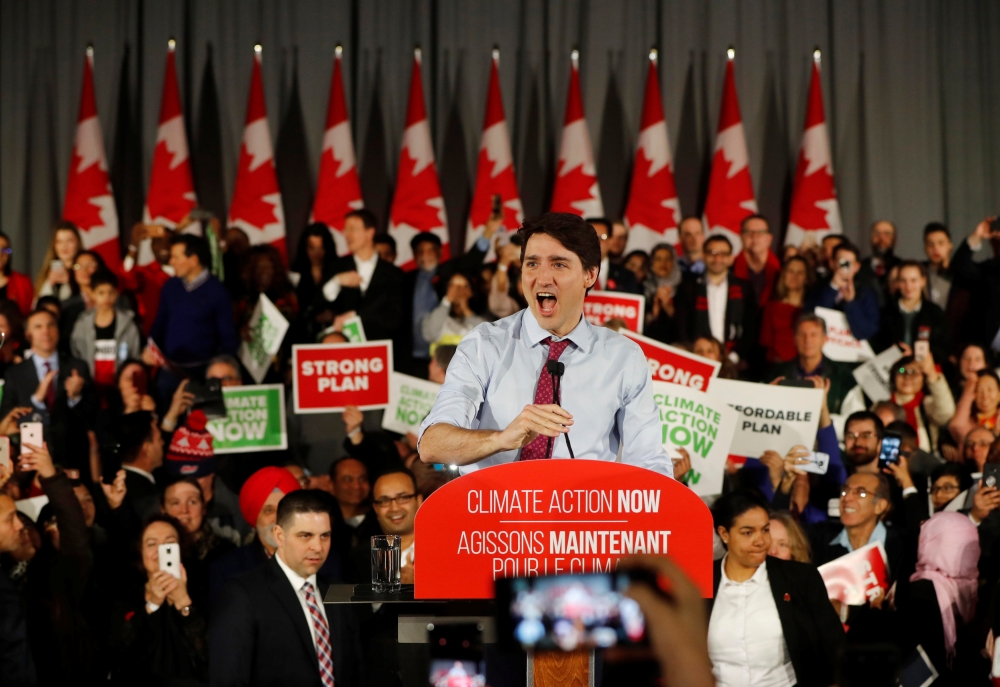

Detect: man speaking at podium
[418, 213, 673, 477]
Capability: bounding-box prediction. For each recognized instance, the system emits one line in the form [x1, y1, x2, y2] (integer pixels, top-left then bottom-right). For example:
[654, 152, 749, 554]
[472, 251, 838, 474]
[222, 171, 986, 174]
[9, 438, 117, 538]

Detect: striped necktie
[302, 581, 336, 686]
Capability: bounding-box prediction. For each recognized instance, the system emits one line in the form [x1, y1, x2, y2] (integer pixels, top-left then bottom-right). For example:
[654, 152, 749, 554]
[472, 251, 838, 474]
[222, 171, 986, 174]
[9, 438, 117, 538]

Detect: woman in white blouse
[708, 491, 845, 687]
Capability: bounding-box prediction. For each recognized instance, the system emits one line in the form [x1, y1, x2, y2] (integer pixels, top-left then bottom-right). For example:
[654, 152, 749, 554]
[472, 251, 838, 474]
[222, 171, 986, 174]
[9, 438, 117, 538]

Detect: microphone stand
[546, 361, 575, 459]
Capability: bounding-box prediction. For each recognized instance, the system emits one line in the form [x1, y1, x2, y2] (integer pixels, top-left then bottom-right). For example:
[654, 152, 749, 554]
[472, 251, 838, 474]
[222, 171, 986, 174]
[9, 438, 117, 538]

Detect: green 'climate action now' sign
[206, 385, 287, 453]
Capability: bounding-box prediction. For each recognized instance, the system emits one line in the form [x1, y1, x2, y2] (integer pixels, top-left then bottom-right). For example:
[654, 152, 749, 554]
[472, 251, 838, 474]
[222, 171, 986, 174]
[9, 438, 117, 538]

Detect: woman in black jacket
[106, 514, 208, 686]
[708, 491, 845, 687]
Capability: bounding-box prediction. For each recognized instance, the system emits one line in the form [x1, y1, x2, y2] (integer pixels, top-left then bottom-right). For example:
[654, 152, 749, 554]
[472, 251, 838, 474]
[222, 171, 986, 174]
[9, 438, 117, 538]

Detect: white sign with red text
[816, 307, 875, 362]
[622, 331, 721, 391]
[818, 541, 889, 606]
[583, 292, 645, 333]
[292, 341, 393, 413]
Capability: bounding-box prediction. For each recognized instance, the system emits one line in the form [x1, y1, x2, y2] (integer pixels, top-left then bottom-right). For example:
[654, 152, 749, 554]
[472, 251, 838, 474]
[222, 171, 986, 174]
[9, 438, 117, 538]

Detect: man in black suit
[0, 308, 96, 476]
[0, 492, 36, 686]
[587, 218, 642, 294]
[210, 489, 363, 687]
[321, 209, 404, 355]
[114, 410, 165, 523]
[951, 216, 1000, 350]
[676, 234, 758, 366]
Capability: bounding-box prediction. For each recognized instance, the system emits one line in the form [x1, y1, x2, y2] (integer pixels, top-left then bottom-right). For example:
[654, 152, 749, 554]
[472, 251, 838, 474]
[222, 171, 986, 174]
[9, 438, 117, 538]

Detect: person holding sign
[418, 213, 673, 476]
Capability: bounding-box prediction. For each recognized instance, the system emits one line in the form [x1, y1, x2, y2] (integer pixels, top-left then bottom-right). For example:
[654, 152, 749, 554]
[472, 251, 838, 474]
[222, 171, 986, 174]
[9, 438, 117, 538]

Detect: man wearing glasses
[732, 214, 781, 307]
[676, 234, 757, 366]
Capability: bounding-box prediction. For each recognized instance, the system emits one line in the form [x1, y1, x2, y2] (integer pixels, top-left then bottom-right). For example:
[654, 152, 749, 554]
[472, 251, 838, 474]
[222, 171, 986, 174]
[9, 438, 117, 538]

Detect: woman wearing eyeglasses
[708, 491, 845, 687]
[888, 352, 955, 453]
[0, 232, 34, 316]
[929, 463, 973, 513]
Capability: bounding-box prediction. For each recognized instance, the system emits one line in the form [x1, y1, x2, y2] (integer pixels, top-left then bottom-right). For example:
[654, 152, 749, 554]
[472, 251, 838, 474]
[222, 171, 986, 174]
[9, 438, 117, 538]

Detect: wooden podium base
[529, 650, 593, 687]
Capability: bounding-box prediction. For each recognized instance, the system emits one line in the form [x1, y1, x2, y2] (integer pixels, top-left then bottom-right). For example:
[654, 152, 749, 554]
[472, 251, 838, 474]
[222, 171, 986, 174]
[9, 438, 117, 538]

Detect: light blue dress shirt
[417, 309, 673, 477]
[830, 520, 887, 553]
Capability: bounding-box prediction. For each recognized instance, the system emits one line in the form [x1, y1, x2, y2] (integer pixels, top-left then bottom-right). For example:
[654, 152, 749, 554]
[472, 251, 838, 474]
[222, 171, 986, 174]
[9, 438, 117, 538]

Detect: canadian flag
[466, 49, 523, 261]
[228, 46, 287, 262]
[388, 48, 449, 271]
[624, 49, 681, 254]
[702, 50, 757, 255]
[144, 41, 197, 229]
[786, 52, 842, 247]
[311, 45, 363, 257]
[63, 47, 120, 269]
[550, 50, 603, 218]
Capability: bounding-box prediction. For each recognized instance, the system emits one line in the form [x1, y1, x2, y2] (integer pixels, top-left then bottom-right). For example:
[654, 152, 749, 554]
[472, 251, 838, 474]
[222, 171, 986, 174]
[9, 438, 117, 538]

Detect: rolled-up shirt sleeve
[619, 345, 674, 478]
[417, 330, 489, 445]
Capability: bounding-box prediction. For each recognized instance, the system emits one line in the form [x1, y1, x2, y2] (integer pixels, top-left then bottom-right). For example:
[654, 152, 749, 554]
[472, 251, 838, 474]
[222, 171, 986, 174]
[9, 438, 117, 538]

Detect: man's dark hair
[703, 234, 733, 253]
[329, 456, 367, 481]
[374, 467, 419, 495]
[794, 312, 827, 336]
[845, 410, 885, 441]
[433, 344, 458, 371]
[833, 241, 861, 263]
[822, 234, 844, 246]
[117, 411, 156, 465]
[35, 295, 61, 316]
[410, 232, 442, 252]
[931, 462, 972, 494]
[517, 213, 601, 274]
[26, 307, 58, 328]
[276, 489, 332, 530]
[585, 217, 612, 236]
[712, 490, 769, 531]
[885, 420, 917, 448]
[739, 214, 770, 234]
[374, 234, 397, 251]
[90, 268, 119, 291]
[345, 209, 378, 231]
[170, 234, 211, 269]
[923, 222, 950, 240]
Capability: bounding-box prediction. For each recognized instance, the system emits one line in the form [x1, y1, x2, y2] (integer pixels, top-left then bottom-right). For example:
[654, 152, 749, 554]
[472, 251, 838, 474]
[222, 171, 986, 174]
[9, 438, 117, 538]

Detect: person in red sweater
[759, 256, 813, 364]
[732, 214, 781, 307]
[119, 223, 175, 338]
[0, 232, 35, 316]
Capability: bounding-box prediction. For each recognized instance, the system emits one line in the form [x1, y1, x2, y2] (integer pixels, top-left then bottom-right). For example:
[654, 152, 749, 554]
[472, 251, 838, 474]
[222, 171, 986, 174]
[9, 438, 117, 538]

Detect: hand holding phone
[20, 422, 43, 456]
[877, 432, 902, 471]
[796, 451, 830, 476]
[158, 543, 182, 579]
[0, 436, 10, 473]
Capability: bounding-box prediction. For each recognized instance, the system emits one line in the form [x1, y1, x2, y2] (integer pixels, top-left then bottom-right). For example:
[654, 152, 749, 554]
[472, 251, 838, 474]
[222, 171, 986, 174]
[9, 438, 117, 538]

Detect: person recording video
[417, 213, 673, 476]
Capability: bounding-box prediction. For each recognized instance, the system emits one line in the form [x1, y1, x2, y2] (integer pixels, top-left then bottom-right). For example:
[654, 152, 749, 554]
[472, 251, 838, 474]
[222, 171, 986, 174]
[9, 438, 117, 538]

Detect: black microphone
[545, 360, 574, 459]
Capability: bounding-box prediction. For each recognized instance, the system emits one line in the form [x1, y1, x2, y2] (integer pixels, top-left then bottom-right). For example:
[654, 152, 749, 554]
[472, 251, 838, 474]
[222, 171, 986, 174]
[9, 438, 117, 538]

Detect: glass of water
[371, 535, 401, 593]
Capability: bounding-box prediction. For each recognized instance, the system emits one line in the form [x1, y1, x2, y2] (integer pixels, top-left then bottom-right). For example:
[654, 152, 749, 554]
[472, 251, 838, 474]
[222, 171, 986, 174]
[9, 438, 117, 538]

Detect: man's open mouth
[536, 292, 557, 317]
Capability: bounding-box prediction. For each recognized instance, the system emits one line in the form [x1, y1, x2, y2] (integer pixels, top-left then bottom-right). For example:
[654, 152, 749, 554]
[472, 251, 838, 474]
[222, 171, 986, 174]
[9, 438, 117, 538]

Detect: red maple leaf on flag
[789, 148, 836, 231]
[392, 149, 444, 231]
[145, 139, 195, 224]
[703, 148, 755, 232]
[312, 151, 362, 229]
[468, 146, 520, 228]
[625, 148, 679, 234]
[550, 161, 598, 216]
[230, 144, 280, 230]
[64, 150, 111, 231]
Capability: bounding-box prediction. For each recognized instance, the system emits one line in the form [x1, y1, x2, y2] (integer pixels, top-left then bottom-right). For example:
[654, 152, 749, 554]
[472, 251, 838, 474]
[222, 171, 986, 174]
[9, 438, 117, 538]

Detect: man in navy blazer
[209, 490, 363, 687]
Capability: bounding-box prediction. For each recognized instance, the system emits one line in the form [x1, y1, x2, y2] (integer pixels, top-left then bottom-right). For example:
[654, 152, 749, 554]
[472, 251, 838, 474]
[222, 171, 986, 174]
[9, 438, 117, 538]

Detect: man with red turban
[210, 466, 332, 605]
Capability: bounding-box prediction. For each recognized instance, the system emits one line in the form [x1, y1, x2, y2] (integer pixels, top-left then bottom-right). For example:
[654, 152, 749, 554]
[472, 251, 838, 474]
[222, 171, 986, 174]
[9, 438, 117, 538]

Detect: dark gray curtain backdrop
[2, 0, 998, 276]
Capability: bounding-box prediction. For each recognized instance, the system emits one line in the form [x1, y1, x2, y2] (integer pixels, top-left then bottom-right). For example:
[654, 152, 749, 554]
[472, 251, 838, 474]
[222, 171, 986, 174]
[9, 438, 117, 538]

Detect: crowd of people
[0, 206, 998, 686]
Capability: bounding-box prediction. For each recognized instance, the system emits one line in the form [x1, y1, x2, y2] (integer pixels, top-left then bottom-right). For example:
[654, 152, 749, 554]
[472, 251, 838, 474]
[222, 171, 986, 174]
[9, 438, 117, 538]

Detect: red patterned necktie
[302, 581, 336, 686]
[43, 361, 56, 411]
[519, 337, 570, 461]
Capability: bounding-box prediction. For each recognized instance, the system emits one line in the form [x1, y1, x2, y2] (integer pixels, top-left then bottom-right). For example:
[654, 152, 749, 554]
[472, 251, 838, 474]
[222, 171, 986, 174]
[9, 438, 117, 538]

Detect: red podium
[414, 460, 714, 685]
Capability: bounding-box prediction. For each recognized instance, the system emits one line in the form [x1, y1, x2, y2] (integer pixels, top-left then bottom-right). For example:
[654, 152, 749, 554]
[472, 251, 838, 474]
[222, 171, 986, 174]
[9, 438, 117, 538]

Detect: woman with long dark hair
[290, 222, 338, 310]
